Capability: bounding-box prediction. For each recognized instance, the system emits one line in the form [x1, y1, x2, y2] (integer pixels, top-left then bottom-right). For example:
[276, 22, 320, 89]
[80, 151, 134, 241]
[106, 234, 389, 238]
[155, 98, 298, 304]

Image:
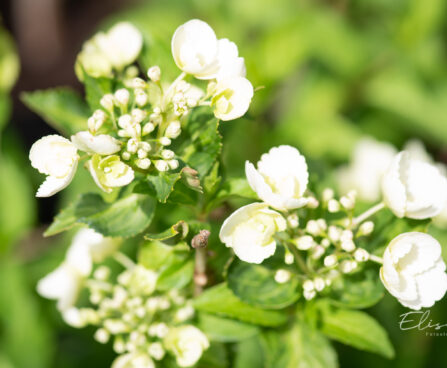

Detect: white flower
[211, 76, 253, 121]
[337, 138, 397, 202]
[219, 203, 286, 264]
[171, 19, 219, 79]
[88, 154, 134, 193]
[112, 352, 155, 368]
[29, 135, 79, 197]
[381, 151, 447, 219]
[164, 325, 209, 367]
[380, 232, 447, 310]
[37, 229, 120, 315]
[96, 22, 142, 70]
[71, 131, 121, 155]
[245, 145, 309, 211]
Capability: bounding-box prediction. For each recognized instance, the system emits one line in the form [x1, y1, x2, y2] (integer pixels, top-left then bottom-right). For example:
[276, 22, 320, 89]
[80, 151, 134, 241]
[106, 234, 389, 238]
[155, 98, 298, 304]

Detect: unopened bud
[127, 138, 138, 153]
[324, 255, 337, 267]
[274, 269, 291, 284]
[135, 90, 148, 107]
[287, 213, 299, 228]
[295, 235, 314, 250]
[307, 197, 319, 208]
[328, 199, 340, 213]
[161, 149, 175, 160]
[314, 277, 325, 291]
[322, 188, 334, 202]
[359, 221, 374, 236]
[100, 94, 114, 111]
[114, 88, 130, 106]
[354, 248, 369, 262]
[168, 159, 179, 170]
[136, 158, 151, 170]
[142, 122, 155, 135]
[147, 66, 161, 82]
[155, 160, 169, 171]
[192, 230, 211, 249]
[94, 328, 110, 344]
[159, 137, 171, 146]
[165, 120, 181, 139]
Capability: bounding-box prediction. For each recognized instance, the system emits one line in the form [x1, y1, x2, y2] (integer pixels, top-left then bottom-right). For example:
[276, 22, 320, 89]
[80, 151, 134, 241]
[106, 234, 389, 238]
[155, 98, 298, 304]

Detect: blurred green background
[1, 0, 447, 367]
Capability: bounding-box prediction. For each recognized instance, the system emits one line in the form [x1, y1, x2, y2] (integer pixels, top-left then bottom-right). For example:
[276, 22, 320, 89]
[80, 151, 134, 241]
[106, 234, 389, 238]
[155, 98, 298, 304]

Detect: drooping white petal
[71, 131, 121, 155]
[36, 159, 78, 197]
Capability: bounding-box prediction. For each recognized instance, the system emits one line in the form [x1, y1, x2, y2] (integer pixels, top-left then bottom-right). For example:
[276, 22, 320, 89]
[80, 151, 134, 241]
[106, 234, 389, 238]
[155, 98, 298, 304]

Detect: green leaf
[209, 177, 258, 209]
[21, 88, 90, 135]
[144, 220, 188, 241]
[156, 252, 194, 291]
[83, 71, 114, 111]
[318, 304, 395, 359]
[45, 193, 156, 237]
[138, 241, 193, 291]
[262, 321, 338, 368]
[178, 107, 222, 179]
[327, 267, 384, 309]
[145, 171, 183, 203]
[197, 342, 228, 368]
[227, 260, 300, 309]
[193, 283, 288, 327]
[198, 313, 260, 342]
[234, 336, 265, 368]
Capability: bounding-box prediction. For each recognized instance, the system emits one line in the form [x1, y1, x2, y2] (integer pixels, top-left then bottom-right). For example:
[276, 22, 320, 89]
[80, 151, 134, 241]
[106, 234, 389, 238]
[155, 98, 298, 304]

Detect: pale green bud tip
[147, 66, 161, 82]
[274, 269, 291, 284]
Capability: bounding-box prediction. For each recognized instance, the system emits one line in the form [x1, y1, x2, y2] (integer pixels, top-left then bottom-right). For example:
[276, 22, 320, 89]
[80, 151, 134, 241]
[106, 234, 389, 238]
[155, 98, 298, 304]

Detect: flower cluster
[29, 20, 254, 197]
[38, 229, 209, 368]
[220, 145, 447, 310]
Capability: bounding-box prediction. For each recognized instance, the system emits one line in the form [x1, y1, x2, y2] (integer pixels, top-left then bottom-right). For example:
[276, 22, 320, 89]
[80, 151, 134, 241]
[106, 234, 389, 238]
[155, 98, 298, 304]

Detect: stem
[113, 252, 136, 269]
[369, 254, 383, 264]
[352, 202, 385, 227]
[194, 247, 207, 296]
[286, 242, 309, 275]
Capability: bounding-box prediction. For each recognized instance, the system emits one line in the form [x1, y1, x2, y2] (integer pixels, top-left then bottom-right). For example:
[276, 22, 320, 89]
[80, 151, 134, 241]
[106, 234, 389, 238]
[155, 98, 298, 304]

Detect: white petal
[62, 307, 86, 328]
[36, 263, 83, 311]
[66, 238, 93, 276]
[71, 131, 121, 155]
[414, 258, 447, 308]
[171, 19, 218, 77]
[214, 38, 246, 80]
[36, 159, 78, 197]
[381, 152, 408, 217]
[71, 228, 120, 263]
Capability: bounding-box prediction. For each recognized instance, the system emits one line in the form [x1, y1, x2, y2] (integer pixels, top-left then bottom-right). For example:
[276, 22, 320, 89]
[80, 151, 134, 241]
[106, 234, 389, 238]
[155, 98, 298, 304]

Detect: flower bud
[118, 114, 132, 129]
[131, 108, 146, 124]
[142, 122, 155, 136]
[159, 137, 171, 146]
[284, 252, 294, 265]
[359, 221, 374, 236]
[324, 255, 337, 267]
[155, 160, 169, 172]
[161, 149, 175, 160]
[287, 213, 299, 228]
[94, 328, 110, 344]
[136, 158, 151, 170]
[274, 269, 291, 284]
[139, 141, 151, 152]
[122, 151, 131, 160]
[303, 289, 316, 300]
[165, 121, 181, 139]
[328, 199, 340, 213]
[147, 66, 161, 82]
[114, 88, 130, 106]
[322, 188, 334, 202]
[135, 90, 148, 107]
[353, 248, 369, 262]
[311, 245, 325, 259]
[148, 342, 165, 360]
[306, 197, 319, 208]
[168, 160, 179, 170]
[340, 260, 357, 274]
[127, 138, 138, 153]
[303, 280, 314, 291]
[100, 94, 115, 111]
[314, 277, 325, 291]
[294, 235, 314, 250]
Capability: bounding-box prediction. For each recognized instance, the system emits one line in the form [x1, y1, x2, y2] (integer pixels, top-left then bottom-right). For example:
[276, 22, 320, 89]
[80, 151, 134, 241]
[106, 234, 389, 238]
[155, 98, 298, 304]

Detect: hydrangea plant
[27, 19, 447, 368]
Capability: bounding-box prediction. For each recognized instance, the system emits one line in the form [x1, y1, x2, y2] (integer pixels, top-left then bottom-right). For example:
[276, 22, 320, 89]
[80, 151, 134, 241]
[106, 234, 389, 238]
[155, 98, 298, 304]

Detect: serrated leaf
[262, 321, 338, 368]
[227, 260, 300, 309]
[318, 303, 395, 359]
[21, 88, 90, 135]
[45, 193, 156, 237]
[156, 253, 194, 291]
[178, 107, 222, 179]
[193, 283, 288, 327]
[144, 220, 188, 241]
[146, 171, 183, 203]
[198, 313, 259, 342]
[138, 241, 174, 270]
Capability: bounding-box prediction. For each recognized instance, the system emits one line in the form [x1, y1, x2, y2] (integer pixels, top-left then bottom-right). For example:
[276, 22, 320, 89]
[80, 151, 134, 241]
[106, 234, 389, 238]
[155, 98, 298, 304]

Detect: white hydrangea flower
[381, 151, 447, 219]
[164, 325, 209, 367]
[337, 138, 397, 202]
[213, 38, 246, 80]
[37, 229, 120, 317]
[380, 232, 447, 310]
[29, 135, 79, 197]
[219, 203, 286, 264]
[211, 76, 253, 121]
[245, 145, 309, 211]
[71, 131, 121, 155]
[96, 22, 143, 70]
[88, 154, 134, 193]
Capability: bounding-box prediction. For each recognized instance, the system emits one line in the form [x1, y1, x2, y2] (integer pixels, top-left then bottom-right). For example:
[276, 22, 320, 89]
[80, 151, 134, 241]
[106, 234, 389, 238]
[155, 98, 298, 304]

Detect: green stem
[352, 202, 385, 227]
[286, 242, 309, 275]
